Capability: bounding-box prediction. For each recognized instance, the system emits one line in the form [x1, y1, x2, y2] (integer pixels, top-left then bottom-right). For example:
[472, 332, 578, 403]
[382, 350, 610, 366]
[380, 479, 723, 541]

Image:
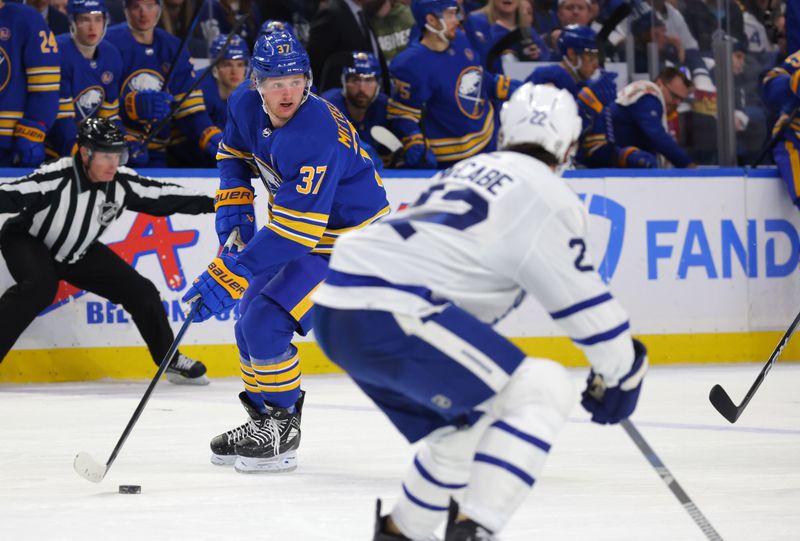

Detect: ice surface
[1, 364, 798, 540]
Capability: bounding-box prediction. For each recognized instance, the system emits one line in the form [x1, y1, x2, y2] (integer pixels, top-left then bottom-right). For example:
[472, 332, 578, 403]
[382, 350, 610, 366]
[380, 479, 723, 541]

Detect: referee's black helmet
[77, 118, 128, 160]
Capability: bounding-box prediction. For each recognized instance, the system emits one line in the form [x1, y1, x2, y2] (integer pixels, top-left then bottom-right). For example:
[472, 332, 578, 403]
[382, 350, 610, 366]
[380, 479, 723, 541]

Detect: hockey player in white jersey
[312, 83, 648, 541]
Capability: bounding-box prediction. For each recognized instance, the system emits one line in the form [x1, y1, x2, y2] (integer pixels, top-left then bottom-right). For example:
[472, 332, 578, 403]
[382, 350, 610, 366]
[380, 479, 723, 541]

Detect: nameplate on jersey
[444, 161, 514, 197]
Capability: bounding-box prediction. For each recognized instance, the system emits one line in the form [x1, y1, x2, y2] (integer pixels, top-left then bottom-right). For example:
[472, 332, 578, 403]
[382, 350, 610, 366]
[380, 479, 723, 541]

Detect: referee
[0, 118, 215, 384]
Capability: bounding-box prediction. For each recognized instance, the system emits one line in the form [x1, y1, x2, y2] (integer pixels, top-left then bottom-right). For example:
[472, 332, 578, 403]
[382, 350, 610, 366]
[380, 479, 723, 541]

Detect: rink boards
[1, 167, 799, 382]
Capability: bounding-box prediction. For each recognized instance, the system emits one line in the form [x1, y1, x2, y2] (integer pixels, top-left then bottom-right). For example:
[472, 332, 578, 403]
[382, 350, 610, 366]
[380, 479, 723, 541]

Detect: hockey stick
[751, 103, 800, 166]
[74, 300, 202, 483]
[370, 125, 404, 167]
[133, 15, 250, 158]
[596, 1, 633, 65]
[709, 307, 800, 423]
[620, 419, 725, 540]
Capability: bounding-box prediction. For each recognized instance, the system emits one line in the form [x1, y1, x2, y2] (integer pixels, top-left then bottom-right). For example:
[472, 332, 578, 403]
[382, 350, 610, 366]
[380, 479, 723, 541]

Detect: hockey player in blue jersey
[169, 33, 249, 167]
[320, 51, 389, 166]
[0, 0, 60, 167]
[312, 84, 647, 541]
[47, 0, 124, 158]
[387, 0, 520, 169]
[181, 31, 390, 473]
[106, 0, 222, 167]
[761, 49, 800, 209]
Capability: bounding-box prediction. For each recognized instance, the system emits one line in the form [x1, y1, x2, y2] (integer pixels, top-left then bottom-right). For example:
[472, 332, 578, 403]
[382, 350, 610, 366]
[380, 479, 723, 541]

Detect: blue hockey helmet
[342, 51, 380, 80]
[411, 0, 458, 29]
[258, 19, 296, 39]
[557, 24, 598, 57]
[251, 31, 310, 81]
[209, 33, 250, 61]
[67, 0, 107, 16]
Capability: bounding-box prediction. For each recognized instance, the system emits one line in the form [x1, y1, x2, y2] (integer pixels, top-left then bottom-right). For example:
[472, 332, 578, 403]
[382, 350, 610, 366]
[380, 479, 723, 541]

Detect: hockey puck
[118, 485, 141, 494]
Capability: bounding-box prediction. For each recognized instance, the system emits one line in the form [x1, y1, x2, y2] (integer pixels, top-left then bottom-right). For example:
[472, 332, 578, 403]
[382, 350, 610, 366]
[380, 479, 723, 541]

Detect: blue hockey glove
[403, 139, 437, 168]
[182, 253, 253, 322]
[13, 119, 46, 167]
[125, 90, 173, 122]
[581, 338, 648, 425]
[215, 186, 255, 246]
[618, 146, 657, 168]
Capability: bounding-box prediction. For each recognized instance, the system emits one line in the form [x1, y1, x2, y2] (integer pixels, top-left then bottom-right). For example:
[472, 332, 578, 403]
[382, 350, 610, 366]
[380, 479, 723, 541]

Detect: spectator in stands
[158, 0, 206, 57]
[731, 39, 768, 165]
[52, 0, 67, 14]
[26, 0, 71, 34]
[48, 0, 123, 158]
[107, 0, 222, 167]
[628, 9, 682, 73]
[683, 0, 746, 56]
[464, 0, 549, 73]
[367, 0, 416, 63]
[321, 51, 389, 165]
[387, 0, 518, 169]
[532, 0, 559, 41]
[539, 0, 591, 53]
[198, 0, 262, 52]
[256, 0, 319, 46]
[308, 0, 388, 92]
[602, 67, 696, 168]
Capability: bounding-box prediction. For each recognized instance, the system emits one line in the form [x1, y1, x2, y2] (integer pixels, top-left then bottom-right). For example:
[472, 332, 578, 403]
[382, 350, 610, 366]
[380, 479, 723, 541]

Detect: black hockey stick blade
[597, 1, 633, 43]
[621, 419, 725, 540]
[708, 384, 740, 423]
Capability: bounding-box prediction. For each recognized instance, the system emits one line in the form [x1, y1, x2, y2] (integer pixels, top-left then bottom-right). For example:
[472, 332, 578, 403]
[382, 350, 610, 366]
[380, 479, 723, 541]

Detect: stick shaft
[620, 419, 724, 541]
[103, 301, 200, 470]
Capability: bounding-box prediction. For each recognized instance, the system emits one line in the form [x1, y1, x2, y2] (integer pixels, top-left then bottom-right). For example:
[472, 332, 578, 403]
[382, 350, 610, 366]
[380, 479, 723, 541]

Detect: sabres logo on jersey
[123, 69, 163, 93]
[255, 156, 283, 194]
[0, 47, 10, 93]
[455, 66, 485, 120]
[75, 86, 105, 119]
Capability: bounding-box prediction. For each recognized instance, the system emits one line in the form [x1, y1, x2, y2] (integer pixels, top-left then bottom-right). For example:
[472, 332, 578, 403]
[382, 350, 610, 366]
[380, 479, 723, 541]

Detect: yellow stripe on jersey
[271, 204, 328, 224]
[324, 205, 391, 235]
[267, 222, 319, 248]
[785, 140, 800, 199]
[0, 119, 18, 128]
[216, 142, 253, 161]
[272, 214, 327, 239]
[240, 361, 259, 393]
[428, 109, 495, 161]
[387, 99, 423, 121]
[0, 111, 24, 119]
[289, 282, 323, 321]
[26, 68, 60, 92]
[495, 75, 511, 100]
[762, 67, 789, 85]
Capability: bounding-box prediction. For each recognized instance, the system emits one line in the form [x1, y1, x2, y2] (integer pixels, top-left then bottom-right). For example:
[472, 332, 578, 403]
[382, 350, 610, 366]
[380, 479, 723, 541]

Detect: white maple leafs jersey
[313, 151, 634, 384]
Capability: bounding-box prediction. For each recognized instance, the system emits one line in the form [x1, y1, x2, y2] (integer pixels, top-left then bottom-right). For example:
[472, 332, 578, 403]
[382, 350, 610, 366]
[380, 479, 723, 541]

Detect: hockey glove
[182, 253, 253, 322]
[125, 90, 173, 122]
[618, 146, 657, 168]
[215, 186, 255, 246]
[581, 338, 648, 425]
[13, 119, 46, 167]
[403, 138, 437, 168]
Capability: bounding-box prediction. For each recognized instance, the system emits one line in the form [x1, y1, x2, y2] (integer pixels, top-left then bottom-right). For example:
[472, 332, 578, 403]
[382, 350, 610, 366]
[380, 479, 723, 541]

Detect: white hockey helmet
[498, 83, 582, 166]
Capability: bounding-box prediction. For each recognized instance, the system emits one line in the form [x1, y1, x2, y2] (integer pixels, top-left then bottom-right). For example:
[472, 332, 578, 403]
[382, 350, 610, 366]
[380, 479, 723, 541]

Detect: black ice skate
[373, 499, 411, 541]
[209, 392, 263, 465]
[234, 391, 305, 473]
[445, 499, 495, 541]
[165, 353, 209, 385]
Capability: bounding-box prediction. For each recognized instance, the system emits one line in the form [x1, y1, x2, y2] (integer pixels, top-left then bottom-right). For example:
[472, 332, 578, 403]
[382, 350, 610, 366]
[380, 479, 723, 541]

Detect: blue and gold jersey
[106, 23, 220, 166]
[47, 35, 123, 157]
[525, 64, 581, 99]
[387, 32, 508, 166]
[762, 50, 800, 140]
[319, 88, 388, 151]
[0, 2, 60, 153]
[217, 84, 390, 274]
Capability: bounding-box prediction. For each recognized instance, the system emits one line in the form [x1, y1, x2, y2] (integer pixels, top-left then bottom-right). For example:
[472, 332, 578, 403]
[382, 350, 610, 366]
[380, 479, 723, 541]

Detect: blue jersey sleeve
[387, 52, 431, 145]
[762, 50, 800, 114]
[631, 96, 692, 168]
[217, 89, 257, 191]
[22, 15, 61, 133]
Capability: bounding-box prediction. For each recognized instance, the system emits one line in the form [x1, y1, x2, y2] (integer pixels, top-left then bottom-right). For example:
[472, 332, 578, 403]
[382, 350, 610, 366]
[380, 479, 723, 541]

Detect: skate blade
[234, 451, 297, 473]
[210, 453, 237, 466]
[165, 373, 210, 386]
[74, 451, 107, 483]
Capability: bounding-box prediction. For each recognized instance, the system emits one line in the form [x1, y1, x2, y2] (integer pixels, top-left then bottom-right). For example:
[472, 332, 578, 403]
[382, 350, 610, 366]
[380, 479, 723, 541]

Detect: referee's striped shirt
[0, 157, 214, 264]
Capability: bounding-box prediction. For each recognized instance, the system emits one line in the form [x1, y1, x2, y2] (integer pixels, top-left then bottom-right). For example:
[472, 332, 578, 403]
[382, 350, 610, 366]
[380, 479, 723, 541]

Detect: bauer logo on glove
[208, 259, 248, 298]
